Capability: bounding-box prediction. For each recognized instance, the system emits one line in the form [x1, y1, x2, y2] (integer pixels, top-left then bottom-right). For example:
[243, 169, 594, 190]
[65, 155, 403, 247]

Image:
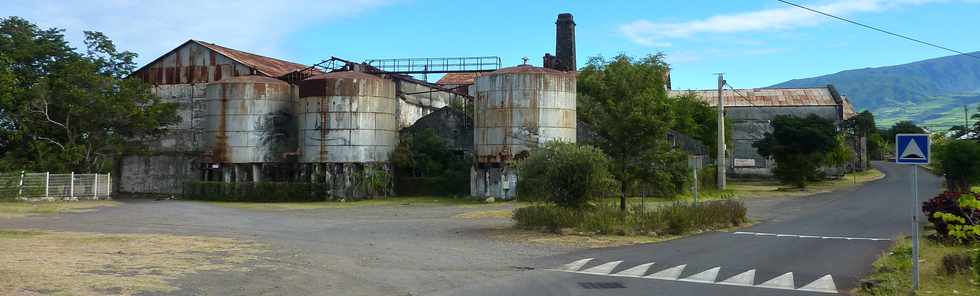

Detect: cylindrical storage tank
[203, 75, 296, 164]
[473, 65, 577, 164]
[296, 71, 397, 163]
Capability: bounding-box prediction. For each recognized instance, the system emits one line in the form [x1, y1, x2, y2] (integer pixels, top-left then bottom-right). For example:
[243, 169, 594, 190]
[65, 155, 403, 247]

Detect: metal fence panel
[0, 172, 112, 201]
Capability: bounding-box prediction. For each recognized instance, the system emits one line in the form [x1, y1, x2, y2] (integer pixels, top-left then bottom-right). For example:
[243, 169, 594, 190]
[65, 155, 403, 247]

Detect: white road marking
[550, 259, 839, 294]
[717, 269, 756, 287]
[758, 272, 796, 290]
[798, 275, 838, 294]
[646, 264, 686, 280]
[562, 258, 593, 271]
[732, 231, 890, 241]
[678, 267, 720, 283]
[580, 261, 621, 275]
[615, 262, 654, 277]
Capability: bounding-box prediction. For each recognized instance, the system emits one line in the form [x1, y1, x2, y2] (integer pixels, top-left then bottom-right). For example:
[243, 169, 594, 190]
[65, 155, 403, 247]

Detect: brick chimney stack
[555, 13, 576, 72]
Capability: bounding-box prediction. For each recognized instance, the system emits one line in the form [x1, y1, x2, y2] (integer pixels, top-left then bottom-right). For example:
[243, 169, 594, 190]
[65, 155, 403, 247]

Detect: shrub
[922, 191, 980, 242]
[975, 249, 980, 280]
[935, 140, 980, 192]
[513, 199, 748, 236]
[941, 253, 973, 275]
[513, 205, 582, 233]
[516, 142, 615, 209]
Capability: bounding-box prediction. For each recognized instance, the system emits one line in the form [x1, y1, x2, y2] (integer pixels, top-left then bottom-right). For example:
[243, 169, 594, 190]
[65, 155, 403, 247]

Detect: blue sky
[3, 0, 979, 89]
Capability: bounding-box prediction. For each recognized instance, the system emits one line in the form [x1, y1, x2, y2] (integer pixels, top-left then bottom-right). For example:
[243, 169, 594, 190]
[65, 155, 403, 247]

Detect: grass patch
[857, 236, 980, 295]
[0, 200, 119, 218]
[454, 209, 515, 219]
[487, 227, 675, 248]
[205, 196, 486, 211]
[513, 199, 748, 237]
[0, 229, 262, 296]
[727, 168, 884, 199]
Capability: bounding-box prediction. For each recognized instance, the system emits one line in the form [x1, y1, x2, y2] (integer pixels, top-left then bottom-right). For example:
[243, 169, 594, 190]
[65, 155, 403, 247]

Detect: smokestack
[556, 13, 576, 72]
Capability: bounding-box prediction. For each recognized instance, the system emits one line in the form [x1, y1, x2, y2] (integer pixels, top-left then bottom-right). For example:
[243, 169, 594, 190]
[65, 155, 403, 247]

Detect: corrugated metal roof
[131, 40, 312, 79]
[193, 40, 310, 77]
[436, 72, 482, 85]
[668, 87, 841, 107]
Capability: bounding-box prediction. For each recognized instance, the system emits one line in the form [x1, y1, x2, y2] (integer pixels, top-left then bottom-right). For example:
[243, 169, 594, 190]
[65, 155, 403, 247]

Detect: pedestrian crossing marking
[615, 262, 654, 277]
[758, 272, 795, 290]
[548, 259, 838, 294]
[561, 258, 592, 271]
[580, 260, 621, 275]
[678, 267, 719, 283]
[799, 275, 838, 293]
[717, 269, 755, 286]
[646, 264, 686, 280]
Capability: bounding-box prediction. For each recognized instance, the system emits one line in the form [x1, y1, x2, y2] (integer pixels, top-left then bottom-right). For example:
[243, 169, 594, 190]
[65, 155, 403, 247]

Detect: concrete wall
[119, 154, 199, 194]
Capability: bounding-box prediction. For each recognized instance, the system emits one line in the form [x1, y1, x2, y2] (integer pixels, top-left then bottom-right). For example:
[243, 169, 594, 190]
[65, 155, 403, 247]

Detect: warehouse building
[669, 86, 857, 177]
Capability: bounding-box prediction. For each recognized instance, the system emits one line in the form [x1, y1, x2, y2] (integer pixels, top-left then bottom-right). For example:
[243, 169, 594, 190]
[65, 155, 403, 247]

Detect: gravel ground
[0, 200, 573, 296]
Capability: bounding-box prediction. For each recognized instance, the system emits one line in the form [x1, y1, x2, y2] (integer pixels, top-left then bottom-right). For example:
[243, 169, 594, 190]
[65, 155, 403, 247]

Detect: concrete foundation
[470, 165, 517, 200]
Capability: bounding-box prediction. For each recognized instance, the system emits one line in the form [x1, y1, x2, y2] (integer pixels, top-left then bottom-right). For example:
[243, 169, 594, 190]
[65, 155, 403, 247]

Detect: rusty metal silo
[472, 64, 576, 199]
[203, 75, 297, 182]
[296, 71, 397, 198]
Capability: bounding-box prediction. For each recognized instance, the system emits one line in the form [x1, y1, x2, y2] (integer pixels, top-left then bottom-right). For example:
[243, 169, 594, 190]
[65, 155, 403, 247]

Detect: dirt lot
[0, 200, 573, 296]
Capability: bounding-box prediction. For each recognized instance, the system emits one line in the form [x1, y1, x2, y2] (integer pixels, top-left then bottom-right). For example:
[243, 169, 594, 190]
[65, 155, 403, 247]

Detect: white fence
[0, 172, 112, 200]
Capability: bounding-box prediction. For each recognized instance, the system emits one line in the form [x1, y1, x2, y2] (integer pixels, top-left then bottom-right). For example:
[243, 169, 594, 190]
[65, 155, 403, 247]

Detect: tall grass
[513, 199, 748, 236]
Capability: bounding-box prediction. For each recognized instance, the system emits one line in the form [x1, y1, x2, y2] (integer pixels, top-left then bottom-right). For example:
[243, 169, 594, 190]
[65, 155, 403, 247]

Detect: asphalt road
[440, 161, 942, 296]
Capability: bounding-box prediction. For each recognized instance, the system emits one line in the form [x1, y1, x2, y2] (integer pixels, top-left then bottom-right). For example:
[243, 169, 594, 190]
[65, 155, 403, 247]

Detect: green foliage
[935, 140, 980, 192]
[182, 181, 333, 202]
[516, 141, 614, 209]
[391, 128, 469, 196]
[884, 121, 926, 143]
[826, 134, 855, 170]
[931, 193, 980, 242]
[667, 93, 731, 159]
[754, 114, 838, 188]
[0, 17, 178, 173]
[940, 253, 974, 275]
[513, 199, 747, 236]
[576, 54, 677, 210]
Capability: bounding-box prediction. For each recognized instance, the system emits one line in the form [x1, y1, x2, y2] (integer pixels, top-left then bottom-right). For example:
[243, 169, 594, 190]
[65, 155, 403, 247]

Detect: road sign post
[895, 134, 930, 291]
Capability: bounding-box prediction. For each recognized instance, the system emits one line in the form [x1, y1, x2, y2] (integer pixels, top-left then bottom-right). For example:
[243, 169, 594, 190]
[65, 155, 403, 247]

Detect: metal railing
[0, 172, 112, 201]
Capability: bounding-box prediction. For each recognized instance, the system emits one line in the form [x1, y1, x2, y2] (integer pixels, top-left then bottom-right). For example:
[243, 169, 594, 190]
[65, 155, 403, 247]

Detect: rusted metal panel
[203, 76, 296, 163]
[297, 71, 397, 163]
[132, 40, 311, 86]
[473, 65, 577, 164]
[669, 87, 840, 107]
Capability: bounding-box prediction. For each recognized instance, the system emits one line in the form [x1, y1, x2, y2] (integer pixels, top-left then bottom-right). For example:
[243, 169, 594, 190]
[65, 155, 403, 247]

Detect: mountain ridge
[770, 51, 980, 128]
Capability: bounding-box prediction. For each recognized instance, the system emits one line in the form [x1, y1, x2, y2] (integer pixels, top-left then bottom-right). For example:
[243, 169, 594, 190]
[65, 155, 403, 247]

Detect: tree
[577, 54, 675, 211]
[390, 128, 469, 195]
[825, 134, 855, 174]
[753, 114, 838, 188]
[936, 140, 980, 193]
[0, 17, 178, 172]
[844, 110, 877, 168]
[886, 120, 926, 142]
[516, 141, 614, 209]
[668, 92, 731, 159]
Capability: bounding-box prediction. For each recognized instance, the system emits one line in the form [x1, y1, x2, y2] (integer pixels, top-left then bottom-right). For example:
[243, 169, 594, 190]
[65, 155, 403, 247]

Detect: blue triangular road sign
[896, 134, 929, 164]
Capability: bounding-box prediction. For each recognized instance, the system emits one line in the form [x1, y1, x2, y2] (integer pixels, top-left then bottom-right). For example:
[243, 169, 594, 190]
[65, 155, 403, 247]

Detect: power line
[776, 0, 980, 61]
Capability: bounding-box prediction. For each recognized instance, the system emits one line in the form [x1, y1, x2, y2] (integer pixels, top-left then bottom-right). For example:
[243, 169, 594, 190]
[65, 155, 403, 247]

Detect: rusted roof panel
[436, 72, 482, 85]
[669, 87, 840, 107]
[194, 40, 310, 77]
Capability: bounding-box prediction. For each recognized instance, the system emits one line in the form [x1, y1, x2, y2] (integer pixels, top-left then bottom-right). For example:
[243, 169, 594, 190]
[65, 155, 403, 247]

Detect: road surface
[441, 162, 941, 296]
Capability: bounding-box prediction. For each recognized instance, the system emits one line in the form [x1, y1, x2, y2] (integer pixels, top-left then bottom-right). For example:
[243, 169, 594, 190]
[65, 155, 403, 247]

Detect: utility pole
[716, 73, 727, 190]
[965, 105, 969, 128]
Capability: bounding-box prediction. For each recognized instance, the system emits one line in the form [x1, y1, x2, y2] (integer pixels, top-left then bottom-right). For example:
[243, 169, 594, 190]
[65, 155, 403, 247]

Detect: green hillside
[770, 52, 980, 130]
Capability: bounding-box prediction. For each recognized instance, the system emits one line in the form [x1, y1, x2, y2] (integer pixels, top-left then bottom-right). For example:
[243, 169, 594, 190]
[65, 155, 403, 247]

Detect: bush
[922, 191, 980, 242]
[182, 181, 333, 202]
[513, 199, 748, 236]
[935, 140, 980, 192]
[517, 142, 615, 209]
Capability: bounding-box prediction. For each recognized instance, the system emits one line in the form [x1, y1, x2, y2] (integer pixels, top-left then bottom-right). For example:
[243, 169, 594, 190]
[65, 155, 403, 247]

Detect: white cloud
[620, 0, 957, 47]
[1, 0, 394, 65]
